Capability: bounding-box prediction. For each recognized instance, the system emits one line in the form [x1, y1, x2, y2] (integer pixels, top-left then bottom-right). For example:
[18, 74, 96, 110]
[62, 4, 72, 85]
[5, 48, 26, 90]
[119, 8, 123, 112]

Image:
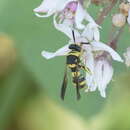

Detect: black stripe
[81, 42, 90, 44]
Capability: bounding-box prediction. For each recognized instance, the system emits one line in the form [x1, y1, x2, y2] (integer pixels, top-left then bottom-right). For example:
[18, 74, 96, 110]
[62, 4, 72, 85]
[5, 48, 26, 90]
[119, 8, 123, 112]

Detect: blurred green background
[0, 0, 130, 130]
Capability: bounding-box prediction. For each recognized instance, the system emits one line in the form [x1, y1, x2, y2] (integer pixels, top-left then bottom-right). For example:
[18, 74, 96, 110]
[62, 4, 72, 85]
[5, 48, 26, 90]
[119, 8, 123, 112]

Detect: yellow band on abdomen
[67, 51, 80, 57]
[71, 72, 80, 77]
[68, 64, 76, 68]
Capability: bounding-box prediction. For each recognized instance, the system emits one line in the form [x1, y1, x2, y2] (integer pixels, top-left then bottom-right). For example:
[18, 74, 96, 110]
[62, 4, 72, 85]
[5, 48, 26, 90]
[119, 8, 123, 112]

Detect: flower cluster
[112, 0, 130, 27]
[111, 0, 130, 68]
[33, 0, 124, 98]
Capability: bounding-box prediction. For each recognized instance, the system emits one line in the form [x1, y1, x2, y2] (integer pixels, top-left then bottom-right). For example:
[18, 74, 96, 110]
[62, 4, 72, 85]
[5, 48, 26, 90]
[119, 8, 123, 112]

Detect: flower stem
[108, 26, 124, 50]
[96, 0, 117, 25]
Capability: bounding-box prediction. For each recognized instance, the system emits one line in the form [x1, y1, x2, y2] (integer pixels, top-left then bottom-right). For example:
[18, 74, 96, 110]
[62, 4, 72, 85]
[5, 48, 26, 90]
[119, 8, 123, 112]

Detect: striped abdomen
[66, 51, 86, 89]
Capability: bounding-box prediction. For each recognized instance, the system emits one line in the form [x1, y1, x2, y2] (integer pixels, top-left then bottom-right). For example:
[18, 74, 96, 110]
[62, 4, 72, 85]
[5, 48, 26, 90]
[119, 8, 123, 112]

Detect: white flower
[92, 55, 113, 98]
[34, 0, 100, 37]
[86, 56, 113, 98]
[123, 47, 130, 67]
[41, 40, 123, 98]
[82, 41, 123, 97]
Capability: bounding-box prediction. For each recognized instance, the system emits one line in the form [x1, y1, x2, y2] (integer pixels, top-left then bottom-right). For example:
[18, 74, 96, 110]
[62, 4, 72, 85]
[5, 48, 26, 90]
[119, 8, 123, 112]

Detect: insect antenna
[72, 30, 76, 43]
[61, 66, 68, 100]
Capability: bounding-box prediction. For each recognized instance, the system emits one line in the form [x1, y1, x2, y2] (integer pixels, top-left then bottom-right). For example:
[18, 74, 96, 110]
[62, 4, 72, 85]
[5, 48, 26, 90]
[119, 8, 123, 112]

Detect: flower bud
[119, 3, 130, 16]
[112, 13, 126, 27]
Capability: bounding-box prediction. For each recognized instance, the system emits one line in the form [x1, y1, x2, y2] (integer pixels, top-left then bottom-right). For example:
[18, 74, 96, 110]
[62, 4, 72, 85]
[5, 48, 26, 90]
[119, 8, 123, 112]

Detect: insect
[61, 30, 90, 100]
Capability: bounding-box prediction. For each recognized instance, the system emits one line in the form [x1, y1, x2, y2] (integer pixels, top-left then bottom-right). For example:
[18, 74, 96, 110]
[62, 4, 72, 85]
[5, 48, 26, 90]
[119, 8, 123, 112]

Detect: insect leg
[78, 65, 91, 74]
[75, 66, 81, 100]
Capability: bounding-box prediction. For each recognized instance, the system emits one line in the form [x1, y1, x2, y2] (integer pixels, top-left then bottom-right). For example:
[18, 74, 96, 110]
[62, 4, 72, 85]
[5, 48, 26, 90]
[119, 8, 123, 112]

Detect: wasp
[61, 30, 90, 100]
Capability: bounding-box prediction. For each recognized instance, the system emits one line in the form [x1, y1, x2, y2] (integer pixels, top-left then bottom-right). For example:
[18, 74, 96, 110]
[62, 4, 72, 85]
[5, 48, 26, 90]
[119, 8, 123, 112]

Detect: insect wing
[61, 67, 68, 100]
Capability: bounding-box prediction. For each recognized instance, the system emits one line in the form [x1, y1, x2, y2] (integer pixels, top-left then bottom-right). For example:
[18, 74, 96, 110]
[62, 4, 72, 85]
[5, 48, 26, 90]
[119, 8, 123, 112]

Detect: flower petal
[41, 44, 70, 59]
[82, 45, 94, 73]
[81, 23, 100, 41]
[84, 11, 96, 24]
[93, 27, 100, 41]
[42, 51, 56, 59]
[75, 3, 86, 29]
[34, 0, 58, 13]
[91, 41, 123, 62]
[100, 89, 106, 98]
[94, 59, 113, 98]
[75, 3, 98, 29]
[34, 10, 55, 18]
[82, 45, 96, 89]
[34, 0, 76, 17]
[61, 0, 78, 11]
[53, 14, 80, 40]
[127, 9, 130, 25]
[82, 25, 94, 41]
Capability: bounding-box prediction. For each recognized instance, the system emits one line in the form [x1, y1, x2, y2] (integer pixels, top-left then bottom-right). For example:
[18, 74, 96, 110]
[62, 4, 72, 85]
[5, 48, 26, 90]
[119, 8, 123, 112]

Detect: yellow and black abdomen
[71, 67, 86, 89]
[66, 51, 86, 89]
[73, 76, 86, 88]
[67, 51, 80, 65]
